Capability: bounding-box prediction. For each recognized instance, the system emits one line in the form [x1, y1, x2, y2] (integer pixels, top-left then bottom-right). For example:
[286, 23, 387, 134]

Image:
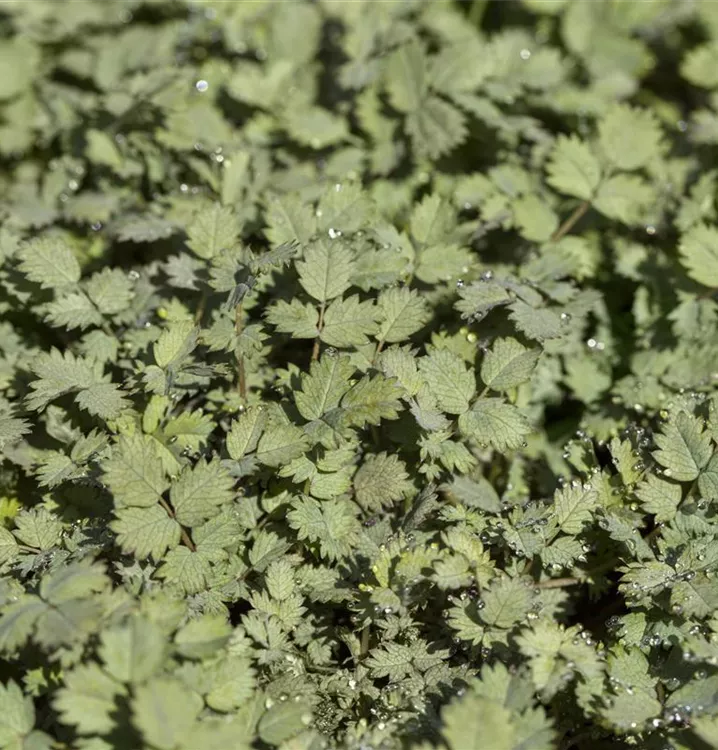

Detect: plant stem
[536, 576, 581, 589]
[312, 301, 326, 362]
[360, 624, 371, 656]
[551, 200, 590, 243]
[159, 497, 196, 551]
[235, 301, 246, 400]
[469, 0, 488, 27]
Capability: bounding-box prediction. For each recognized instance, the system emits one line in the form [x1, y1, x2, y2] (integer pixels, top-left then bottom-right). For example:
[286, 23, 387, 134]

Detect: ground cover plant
[6, 0, 718, 747]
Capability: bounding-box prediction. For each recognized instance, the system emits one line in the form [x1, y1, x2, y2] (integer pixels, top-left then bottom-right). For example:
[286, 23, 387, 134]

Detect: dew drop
[195, 79, 209, 92]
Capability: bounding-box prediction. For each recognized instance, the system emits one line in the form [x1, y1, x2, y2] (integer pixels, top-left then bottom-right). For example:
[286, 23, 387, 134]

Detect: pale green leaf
[480, 337, 540, 392]
[546, 135, 601, 200]
[296, 238, 355, 303]
[418, 349, 475, 415]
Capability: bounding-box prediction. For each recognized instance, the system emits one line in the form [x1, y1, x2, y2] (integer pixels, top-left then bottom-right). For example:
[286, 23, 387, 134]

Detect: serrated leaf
[0, 679, 34, 745]
[321, 295, 379, 348]
[170, 460, 234, 527]
[458, 398, 533, 451]
[132, 679, 203, 750]
[546, 135, 601, 200]
[295, 354, 354, 422]
[385, 39, 426, 113]
[296, 238, 355, 303]
[103, 434, 169, 508]
[377, 286, 430, 344]
[481, 337, 540, 392]
[442, 693, 515, 750]
[419, 348, 475, 415]
[653, 411, 712, 481]
[226, 406, 267, 460]
[111, 505, 181, 560]
[17, 237, 81, 290]
[266, 299, 319, 339]
[256, 423, 309, 467]
[53, 664, 121, 736]
[679, 223, 718, 288]
[597, 104, 663, 171]
[99, 618, 166, 684]
[354, 452, 413, 510]
[554, 483, 598, 535]
[264, 193, 316, 246]
[154, 321, 199, 369]
[186, 204, 240, 260]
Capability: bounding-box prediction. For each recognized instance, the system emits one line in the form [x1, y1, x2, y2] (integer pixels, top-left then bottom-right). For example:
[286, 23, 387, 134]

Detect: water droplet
[520, 48, 532, 60]
[195, 80, 209, 92]
[480, 270, 494, 281]
[677, 120, 688, 133]
[645, 224, 656, 236]
[456, 279, 465, 289]
[328, 227, 342, 239]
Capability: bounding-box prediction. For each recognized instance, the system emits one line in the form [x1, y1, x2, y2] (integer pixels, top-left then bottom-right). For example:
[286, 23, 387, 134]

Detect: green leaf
[554, 482, 598, 535]
[265, 559, 295, 601]
[185, 204, 240, 260]
[385, 39, 426, 113]
[459, 398, 533, 451]
[111, 505, 181, 560]
[170, 460, 234, 527]
[679, 223, 718, 288]
[154, 321, 199, 369]
[264, 193, 316, 246]
[320, 295, 379, 348]
[266, 299, 319, 339]
[296, 238, 355, 303]
[509, 302, 563, 341]
[258, 699, 312, 745]
[354, 452, 413, 510]
[102, 434, 169, 508]
[597, 104, 663, 171]
[0, 679, 34, 746]
[410, 193, 455, 246]
[376, 286, 430, 344]
[132, 679, 203, 750]
[419, 348, 476, 415]
[256, 423, 310, 467]
[0, 408, 30, 450]
[480, 576, 533, 629]
[287, 497, 359, 561]
[512, 194, 559, 242]
[442, 693, 515, 750]
[341, 373, 404, 427]
[99, 618, 166, 684]
[226, 406, 267, 460]
[480, 337, 540, 392]
[593, 174, 654, 225]
[13, 508, 62, 550]
[546, 135, 601, 200]
[175, 614, 232, 660]
[652, 411, 712, 481]
[53, 664, 121, 736]
[17, 237, 81, 290]
[316, 182, 373, 235]
[295, 354, 354, 422]
[682, 41, 718, 88]
[85, 268, 134, 314]
[156, 546, 212, 594]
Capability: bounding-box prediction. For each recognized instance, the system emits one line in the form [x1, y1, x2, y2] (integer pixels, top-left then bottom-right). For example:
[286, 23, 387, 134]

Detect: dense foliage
[6, 0, 718, 747]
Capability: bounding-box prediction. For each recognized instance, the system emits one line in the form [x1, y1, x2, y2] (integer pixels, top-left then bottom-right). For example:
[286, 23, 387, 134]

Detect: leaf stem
[158, 497, 196, 551]
[360, 623, 371, 656]
[551, 200, 590, 243]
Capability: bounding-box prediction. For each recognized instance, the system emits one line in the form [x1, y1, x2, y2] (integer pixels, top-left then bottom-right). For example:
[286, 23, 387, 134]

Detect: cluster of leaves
[6, 0, 718, 748]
